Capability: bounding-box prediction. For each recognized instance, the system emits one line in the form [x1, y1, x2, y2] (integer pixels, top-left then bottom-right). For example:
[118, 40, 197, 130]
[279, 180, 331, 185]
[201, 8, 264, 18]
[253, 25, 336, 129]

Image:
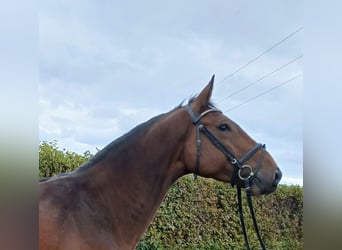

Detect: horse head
[182, 75, 282, 196]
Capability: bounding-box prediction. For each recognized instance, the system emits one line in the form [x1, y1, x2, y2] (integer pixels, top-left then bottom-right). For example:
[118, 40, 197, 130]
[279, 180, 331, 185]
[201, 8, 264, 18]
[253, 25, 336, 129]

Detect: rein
[186, 103, 267, 250]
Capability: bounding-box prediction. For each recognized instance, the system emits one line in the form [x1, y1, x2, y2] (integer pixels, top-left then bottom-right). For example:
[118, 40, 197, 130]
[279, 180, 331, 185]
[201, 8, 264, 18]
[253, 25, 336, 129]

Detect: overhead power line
[216, 26, 304, 86]
[218, 54, 303, 104]
[224, 74, 303, 113]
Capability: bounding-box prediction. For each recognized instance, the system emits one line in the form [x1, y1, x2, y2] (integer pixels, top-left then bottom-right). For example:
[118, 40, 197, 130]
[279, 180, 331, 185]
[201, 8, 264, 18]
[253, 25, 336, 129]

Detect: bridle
[185, 103, 265, 185]
[186, 103, 267, 250]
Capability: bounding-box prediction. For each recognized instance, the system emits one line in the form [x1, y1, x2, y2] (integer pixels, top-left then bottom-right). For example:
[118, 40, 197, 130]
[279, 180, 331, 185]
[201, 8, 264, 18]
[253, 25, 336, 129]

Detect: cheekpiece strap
[186, 104, 202, 125]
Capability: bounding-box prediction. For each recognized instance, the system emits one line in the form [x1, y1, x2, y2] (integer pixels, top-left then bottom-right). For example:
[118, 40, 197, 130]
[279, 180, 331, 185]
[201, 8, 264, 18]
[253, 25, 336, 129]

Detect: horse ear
[193, 74, 215, 112]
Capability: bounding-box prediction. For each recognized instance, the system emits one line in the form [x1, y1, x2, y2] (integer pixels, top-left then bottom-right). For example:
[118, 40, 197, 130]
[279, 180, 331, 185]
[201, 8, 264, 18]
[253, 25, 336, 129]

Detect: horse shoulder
[39, 176, 123, 249]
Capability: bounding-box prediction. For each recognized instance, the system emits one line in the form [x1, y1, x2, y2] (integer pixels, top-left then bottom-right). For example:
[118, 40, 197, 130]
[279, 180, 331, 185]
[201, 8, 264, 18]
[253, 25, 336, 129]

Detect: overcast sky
[39, 0, 303, 185]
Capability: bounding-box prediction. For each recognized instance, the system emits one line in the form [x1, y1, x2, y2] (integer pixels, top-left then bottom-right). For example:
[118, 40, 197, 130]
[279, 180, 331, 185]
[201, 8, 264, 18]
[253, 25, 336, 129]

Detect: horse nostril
[274, 168, 282, 186]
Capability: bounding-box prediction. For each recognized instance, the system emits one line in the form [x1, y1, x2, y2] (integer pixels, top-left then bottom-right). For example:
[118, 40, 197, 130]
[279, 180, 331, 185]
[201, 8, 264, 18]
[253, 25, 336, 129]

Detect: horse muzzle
[251, 167, 282, 196]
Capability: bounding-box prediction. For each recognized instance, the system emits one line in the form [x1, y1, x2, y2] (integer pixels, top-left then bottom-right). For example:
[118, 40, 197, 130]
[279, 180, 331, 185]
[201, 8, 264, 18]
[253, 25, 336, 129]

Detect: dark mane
[76, 112, 169, 172]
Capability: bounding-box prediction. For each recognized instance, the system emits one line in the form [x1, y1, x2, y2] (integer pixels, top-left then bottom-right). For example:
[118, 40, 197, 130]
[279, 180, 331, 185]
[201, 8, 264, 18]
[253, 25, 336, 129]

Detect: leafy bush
[39, 140, 93, 178]
[39, 141, 303, 249]
[137, 178, 303, 250]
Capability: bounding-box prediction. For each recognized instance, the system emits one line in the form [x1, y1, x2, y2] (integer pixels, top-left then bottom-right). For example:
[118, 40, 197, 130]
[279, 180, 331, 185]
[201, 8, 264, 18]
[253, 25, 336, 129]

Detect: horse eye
[218, 124, 230, 132]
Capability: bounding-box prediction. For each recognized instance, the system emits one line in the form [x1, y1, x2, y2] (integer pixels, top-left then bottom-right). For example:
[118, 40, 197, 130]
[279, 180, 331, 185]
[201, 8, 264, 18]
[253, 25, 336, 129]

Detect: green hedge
[39, 140, 93, 178]
[39, 141, 303, 249]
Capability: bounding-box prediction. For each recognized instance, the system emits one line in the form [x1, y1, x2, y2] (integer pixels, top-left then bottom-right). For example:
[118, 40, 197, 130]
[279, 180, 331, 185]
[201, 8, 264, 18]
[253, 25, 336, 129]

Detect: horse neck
[80, 109, 189, 247]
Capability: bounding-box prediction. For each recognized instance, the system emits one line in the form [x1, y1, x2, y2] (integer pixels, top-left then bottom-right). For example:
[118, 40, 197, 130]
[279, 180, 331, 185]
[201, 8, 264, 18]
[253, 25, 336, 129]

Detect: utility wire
[218, 54, 303, 104]
[216, 27, 304, 86]
[224, 74, 303, 113]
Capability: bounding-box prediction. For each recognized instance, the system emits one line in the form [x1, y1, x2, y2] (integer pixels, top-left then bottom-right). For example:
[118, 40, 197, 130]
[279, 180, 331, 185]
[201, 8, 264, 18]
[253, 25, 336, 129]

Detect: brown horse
[39, 76, 282, 250]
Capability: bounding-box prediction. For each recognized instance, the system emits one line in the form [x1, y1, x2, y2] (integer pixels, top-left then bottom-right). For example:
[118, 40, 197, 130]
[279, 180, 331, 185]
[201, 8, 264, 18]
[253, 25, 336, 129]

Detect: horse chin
[250, 177, 277, 196]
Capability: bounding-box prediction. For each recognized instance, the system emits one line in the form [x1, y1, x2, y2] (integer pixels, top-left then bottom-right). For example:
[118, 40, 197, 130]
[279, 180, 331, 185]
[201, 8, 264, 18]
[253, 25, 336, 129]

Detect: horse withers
[39, 76, 281, 250]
